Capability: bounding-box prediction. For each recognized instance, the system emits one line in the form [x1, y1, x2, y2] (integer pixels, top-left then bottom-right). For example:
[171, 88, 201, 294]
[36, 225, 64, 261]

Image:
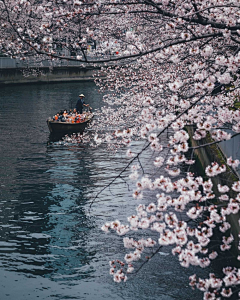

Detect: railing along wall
[0, 53, 119, 69]
[219, 130, 240, 177]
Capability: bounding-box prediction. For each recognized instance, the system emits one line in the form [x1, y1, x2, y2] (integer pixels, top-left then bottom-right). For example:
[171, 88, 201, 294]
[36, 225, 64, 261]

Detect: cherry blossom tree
[1, 0, 240, 298]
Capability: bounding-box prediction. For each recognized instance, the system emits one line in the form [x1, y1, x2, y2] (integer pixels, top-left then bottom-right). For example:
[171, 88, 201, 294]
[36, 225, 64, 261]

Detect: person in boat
[54, 113, 60, 121]
[60, 110, 68, 122]
[76, 94, 89, 114]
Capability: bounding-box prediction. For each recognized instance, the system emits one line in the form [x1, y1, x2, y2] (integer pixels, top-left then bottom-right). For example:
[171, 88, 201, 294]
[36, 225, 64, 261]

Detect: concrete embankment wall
[0, 66, 99, 85]
[186, 126, 240, 256]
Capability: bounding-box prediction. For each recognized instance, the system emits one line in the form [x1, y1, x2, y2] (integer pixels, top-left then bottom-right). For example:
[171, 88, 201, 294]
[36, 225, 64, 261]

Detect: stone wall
[0, 66, 99, 85]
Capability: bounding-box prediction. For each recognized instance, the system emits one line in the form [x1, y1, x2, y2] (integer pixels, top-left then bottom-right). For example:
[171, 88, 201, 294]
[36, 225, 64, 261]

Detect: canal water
[0, 82, 206, 300]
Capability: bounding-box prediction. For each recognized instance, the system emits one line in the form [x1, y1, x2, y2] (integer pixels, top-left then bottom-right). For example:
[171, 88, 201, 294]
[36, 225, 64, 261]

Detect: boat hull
[47, 116, 93, 138]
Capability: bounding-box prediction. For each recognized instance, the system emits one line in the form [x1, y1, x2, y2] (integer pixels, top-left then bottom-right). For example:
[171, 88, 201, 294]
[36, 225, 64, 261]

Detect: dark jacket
[76, 98, 85, 114]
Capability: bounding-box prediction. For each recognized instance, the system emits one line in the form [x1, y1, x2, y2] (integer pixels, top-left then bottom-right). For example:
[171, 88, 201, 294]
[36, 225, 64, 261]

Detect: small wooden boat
[47, 112, 94, 137]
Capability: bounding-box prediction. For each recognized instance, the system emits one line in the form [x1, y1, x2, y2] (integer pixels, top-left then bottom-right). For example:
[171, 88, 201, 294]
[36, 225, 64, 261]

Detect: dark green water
[0, 82, 206, 300]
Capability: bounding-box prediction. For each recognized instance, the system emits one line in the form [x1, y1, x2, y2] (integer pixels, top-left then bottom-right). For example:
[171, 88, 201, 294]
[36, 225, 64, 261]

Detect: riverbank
[186, 125, 240, 257]
[0, 66, 99, 85]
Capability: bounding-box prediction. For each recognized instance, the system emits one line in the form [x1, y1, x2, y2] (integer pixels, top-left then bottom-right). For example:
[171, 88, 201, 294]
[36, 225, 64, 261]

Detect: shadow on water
[1, 142, 96, 280]
[47, 132, 84, 144]
[48, 132, 70, 143]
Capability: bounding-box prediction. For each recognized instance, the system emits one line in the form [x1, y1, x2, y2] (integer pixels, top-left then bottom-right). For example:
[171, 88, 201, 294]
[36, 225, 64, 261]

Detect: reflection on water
[0, 82, 206, 300]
